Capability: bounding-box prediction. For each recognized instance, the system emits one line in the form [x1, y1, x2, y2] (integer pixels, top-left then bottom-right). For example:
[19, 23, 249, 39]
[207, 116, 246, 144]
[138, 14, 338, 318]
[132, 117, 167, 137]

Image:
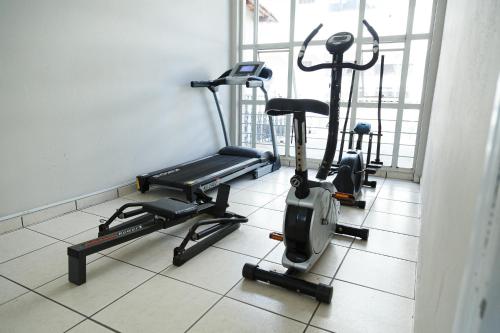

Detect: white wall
[0, 0, 232, 218]
[414, 0, 500, 331]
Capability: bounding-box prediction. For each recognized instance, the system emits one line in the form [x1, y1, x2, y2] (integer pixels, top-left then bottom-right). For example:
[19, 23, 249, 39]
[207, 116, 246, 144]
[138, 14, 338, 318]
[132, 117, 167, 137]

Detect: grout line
[334, 278, 415, 300]
[184, 240, 283, 332]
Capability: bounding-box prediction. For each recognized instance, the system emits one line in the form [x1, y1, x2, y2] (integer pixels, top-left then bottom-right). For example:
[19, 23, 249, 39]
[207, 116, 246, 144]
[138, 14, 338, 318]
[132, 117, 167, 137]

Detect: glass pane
[403, 108, 420, 121]
[405, 40, 428, 104]
[258, 0, 291, 44]
[413, 0, 433, 34]
[242, 0, 255, 44]
[398, 156, 413, 168]
[364, 0, 409, 37]
[399, 144, 415, 157]
[295, 0, 360, 41]
[256, 105, 286, 154]
[241, 104, 254, 147]
[358, 48, 403, 103]
[292, 46, 356, 102]
[257, 51, 289, 99]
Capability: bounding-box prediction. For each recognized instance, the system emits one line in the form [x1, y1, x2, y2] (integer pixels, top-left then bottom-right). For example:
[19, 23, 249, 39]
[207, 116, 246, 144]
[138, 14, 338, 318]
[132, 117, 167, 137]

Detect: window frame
[236, 0, 438, 176]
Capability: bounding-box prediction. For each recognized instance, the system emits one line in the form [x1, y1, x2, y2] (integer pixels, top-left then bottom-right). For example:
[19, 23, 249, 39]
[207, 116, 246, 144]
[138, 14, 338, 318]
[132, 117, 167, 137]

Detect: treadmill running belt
[154, 154, 258, 184]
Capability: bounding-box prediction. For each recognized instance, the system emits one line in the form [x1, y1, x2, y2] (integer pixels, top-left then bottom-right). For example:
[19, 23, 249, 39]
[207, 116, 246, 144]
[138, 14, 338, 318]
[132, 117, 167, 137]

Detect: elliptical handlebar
[297, 20, 379, 72]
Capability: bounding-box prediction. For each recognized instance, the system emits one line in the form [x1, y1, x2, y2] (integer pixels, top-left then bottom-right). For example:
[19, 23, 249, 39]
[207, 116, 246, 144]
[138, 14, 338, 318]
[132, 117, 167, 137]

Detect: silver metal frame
[235, 0, 441, 178]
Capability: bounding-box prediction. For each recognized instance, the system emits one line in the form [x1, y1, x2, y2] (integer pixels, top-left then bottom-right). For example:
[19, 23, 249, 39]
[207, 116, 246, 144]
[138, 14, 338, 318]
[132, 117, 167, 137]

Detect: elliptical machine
[332, 56, 385, 208]
[242, 20, 378, 303]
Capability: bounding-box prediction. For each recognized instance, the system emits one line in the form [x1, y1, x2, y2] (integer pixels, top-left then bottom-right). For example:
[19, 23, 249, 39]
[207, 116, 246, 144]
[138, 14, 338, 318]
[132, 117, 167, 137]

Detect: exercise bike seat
[265, 98, 329, 116]
[354, 122, 371, 135]
[141, 198, 197, 219]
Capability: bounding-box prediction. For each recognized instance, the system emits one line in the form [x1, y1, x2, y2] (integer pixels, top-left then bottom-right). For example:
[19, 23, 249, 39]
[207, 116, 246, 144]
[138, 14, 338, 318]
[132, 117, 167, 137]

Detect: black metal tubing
[173, 222, 241, 266]
[316, 53, 344, 180]
[374, 55, 385, 164]
[338, 67, 356, 164]
[335, 223, 369, 240]
[67, 185, 244, 285]
[243, 264, 333, 303]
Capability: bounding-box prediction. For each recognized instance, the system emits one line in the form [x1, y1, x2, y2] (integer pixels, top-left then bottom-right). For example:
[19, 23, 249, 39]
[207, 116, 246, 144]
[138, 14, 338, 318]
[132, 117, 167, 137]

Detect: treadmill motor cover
[219, 146, 273, 160]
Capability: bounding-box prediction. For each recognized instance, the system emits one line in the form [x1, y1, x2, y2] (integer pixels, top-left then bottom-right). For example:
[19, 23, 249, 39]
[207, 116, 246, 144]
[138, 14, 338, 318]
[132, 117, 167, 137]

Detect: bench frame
[67, 184, 245, 285]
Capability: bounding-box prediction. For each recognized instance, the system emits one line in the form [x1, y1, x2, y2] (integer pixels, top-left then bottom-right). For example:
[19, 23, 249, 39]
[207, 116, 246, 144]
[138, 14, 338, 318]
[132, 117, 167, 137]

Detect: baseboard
[0, 180, 136, 234]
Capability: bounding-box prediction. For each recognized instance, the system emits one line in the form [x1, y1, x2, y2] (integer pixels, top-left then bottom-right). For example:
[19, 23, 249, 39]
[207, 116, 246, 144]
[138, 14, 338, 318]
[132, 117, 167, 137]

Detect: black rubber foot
[242, 263, 258, 280]
[359, 228, 370, 241]
[356, 201, 366, 209]
[315, 283, 333, 303]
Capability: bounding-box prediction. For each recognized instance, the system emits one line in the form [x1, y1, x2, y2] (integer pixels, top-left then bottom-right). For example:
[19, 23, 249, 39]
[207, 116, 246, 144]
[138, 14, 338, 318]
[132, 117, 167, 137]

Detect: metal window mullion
[348, 0, 367, 132]
[250, 0, 259, 149]
[237, 0, 243, 146]
[285, 0, 296, 159]
[392, 0, 416, 169]
[412, 0, 438, 172]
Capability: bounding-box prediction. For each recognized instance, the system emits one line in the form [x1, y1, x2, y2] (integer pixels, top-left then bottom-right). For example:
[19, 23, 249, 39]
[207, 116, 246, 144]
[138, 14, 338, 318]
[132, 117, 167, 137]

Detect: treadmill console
[225, 61, 265, 85]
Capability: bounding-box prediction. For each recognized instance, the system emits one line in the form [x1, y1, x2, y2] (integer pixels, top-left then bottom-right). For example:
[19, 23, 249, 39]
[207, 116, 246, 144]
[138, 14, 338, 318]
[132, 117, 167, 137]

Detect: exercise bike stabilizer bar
[297, 20, 379, 180]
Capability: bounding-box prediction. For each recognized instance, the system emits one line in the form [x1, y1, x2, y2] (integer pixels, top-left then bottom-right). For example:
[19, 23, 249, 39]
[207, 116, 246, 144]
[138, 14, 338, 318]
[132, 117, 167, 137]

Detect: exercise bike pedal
[269, 232, 284, 241]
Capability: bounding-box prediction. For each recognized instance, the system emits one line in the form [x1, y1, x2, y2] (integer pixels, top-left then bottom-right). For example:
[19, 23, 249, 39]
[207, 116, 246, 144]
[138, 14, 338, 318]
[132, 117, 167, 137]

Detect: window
[238, 0, 436, 172]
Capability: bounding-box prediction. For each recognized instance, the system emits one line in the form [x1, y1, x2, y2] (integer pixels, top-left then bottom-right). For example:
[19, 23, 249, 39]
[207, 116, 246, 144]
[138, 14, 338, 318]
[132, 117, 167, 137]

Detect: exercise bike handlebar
[297, 20, 379, 72]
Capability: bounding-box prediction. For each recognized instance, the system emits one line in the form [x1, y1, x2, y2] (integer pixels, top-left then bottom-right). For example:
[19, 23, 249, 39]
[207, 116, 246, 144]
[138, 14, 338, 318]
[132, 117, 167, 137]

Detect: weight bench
[67, 184, 246, 285]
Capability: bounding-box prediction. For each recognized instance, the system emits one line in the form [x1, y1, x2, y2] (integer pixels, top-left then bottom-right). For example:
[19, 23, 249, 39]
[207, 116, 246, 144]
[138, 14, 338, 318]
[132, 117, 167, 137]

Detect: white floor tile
[162, 246, 258, 294]
[227, 202, 260, 217]
[265, 243, 348, 278]
[338, 206, 369, 226]
[263, 195, 287, 211]
[0, 228, 56, 263]
[188, 297, 306, 333]
[36, 256, 154, 316]
[243, 181, 290, 195]
[336, 249, 416, 298]
[229, 189, 277, 207]
[305, 326, 331, 333]
[93, 275, 219, 333]
[0, 241, 101, 289]
[28, 211, 99, 240]
[311, 280, 414, 333]
[107, 232, 181, 273]
[0, 292, 83, 332]
[352, 229, 419, 262]
[67, 320, 113, 333]
[228, 261, 330, 322]
[247, 207, 284, 231]
[372, 198, 421, 218]
[0, 276, 28, 305]
[363, 211, 421, 236]
[214, 225, 279, 258]
[378, 188, 421, 203]
[382, 180, 420, 193]
[81, 197, 137, 218]
[332, 234, 355, 247]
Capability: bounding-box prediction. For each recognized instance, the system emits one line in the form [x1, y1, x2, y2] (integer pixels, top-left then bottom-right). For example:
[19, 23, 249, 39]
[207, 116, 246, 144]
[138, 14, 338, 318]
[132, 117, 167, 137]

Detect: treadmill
[136, 61, 281, 201]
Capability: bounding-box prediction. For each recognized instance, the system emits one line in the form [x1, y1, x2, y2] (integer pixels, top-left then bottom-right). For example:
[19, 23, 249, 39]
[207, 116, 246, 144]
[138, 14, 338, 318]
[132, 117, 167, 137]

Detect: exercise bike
[242, 20, 378, 303]
[331, 56, 386, 208]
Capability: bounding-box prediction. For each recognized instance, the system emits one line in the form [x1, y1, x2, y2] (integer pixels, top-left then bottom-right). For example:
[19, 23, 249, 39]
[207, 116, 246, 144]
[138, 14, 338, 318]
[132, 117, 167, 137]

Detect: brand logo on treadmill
[154, 168, 180, 178]
[118, 225, 143, 236]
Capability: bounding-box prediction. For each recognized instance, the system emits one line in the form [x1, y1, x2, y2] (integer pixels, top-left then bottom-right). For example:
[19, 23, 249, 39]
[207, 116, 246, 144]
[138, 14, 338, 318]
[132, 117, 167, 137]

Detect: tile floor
[0, 167, 420, 333]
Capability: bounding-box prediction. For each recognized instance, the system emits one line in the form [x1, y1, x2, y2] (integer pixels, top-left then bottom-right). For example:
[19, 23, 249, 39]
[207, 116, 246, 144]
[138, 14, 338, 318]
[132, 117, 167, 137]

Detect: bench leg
[68, 254, 86, 285]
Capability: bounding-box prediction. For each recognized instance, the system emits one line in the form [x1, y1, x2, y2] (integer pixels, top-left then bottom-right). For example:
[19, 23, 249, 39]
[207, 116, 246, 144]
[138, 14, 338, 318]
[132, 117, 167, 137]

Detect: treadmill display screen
[234, 64, 258, 76]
